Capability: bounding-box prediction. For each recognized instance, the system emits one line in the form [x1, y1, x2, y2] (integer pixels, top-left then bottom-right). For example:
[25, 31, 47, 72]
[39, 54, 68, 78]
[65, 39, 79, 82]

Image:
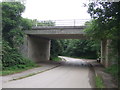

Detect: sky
[22, 0, 91, 21]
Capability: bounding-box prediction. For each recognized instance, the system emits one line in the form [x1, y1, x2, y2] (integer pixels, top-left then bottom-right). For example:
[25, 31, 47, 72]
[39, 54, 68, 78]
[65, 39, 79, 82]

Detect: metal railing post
[74, 19, 75, 26]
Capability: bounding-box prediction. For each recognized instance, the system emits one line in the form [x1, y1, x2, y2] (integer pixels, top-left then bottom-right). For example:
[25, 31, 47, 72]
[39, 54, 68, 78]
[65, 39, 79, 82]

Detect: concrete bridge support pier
[27, 35, 51, 63]
[101, 40, 106, 66]
[101, 39, 111, 67]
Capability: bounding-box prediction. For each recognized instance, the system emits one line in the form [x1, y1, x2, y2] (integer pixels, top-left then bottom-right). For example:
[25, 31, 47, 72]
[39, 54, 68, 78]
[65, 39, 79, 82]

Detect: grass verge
[105, 64, 119, 87]
[51, 57, 62, 61]
[95, 75, 105, 88]
[0, 64, 40, 76]
[105, 64, 118, 78]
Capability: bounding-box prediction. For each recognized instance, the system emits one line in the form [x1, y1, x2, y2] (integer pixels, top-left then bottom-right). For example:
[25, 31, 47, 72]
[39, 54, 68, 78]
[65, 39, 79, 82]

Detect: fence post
[74, 19, 75, 26]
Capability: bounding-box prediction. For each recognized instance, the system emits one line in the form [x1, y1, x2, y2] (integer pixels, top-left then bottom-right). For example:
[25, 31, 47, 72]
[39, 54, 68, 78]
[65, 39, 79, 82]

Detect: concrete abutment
[27, 35, 51, 63]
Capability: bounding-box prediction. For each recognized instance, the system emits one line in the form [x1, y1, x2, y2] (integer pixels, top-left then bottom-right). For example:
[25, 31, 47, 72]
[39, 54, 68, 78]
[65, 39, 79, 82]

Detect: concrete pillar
[101, 39, 111, 67]
[105, 40, 111, 67]
[101, 40, 107, 65]
[27, 35, 51, 63]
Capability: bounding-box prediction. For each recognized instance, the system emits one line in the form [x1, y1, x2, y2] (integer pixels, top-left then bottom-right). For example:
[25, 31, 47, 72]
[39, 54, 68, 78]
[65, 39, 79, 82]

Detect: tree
[2, 2, 34, 69]
[31, 20, 55, 27]
[2, 2, 25, 47]
[86, 2, 120, 58]
[37, 20, 55, 26]
[85, 1, 120, 84]
[21, 18, 33, 30]
[62, 39, 99, 59]
[50, 39, 64, 59]
[86, 2, 120, 40]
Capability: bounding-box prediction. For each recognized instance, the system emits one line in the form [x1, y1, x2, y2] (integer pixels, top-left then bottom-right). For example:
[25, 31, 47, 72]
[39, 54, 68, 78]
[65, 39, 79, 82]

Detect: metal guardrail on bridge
[38, 19, 90, 26]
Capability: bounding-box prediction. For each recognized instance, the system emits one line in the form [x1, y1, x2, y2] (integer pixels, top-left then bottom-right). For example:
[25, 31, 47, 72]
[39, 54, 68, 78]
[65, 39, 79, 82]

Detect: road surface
[2, 56, 94, 88]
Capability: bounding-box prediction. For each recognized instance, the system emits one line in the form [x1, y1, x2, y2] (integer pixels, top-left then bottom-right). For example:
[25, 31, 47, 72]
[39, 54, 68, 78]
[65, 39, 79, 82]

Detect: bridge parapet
[31, 26, 86, 30]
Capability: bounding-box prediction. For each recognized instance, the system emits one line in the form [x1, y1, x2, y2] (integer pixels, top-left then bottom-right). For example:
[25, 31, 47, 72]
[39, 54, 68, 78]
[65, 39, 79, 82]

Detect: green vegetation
[85, 2, 120, 88]
[1, 64, 39, 76]
[51, 57, 61, 62]
[85, 2, 120, 59]
[105, 65, 118, 77]
[50, 39, 63, 61]
[37, 20, 55, 26]
[1, 2, 58, 75]
[62, 39, 100, 59]
[105, 64, 119, 81]
[50, 39, 100, 60]
[1, 2, 37, 75]
[30, 19, 55, 27]
[95, 75, 105, 88]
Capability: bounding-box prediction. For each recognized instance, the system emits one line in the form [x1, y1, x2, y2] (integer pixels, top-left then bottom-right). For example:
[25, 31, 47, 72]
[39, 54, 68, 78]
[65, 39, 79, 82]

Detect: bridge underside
[29, 34, 86, 39]
[26, 35, 87, 63]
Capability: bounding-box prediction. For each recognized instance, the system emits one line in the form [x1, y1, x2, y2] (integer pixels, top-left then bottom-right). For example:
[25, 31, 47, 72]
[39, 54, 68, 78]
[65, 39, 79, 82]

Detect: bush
[2, 41, 36, 70]
[95, 76, 105, 88]
[105, 64, 118, 78]
[50, 56, 61, 61]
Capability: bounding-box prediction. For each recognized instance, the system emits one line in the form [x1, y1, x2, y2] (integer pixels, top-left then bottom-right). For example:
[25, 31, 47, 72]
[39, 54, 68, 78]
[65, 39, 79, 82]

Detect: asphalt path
[3, 56, 94, 88]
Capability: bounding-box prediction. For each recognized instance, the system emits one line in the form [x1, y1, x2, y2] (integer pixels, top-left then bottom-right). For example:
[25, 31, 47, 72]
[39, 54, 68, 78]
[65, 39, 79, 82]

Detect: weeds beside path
[1, 65, 40, 76]
[87, 60, 118, 88]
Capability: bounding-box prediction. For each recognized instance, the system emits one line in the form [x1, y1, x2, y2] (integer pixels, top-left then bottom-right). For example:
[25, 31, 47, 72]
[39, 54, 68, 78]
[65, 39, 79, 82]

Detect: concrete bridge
[23, 26, 110, 67]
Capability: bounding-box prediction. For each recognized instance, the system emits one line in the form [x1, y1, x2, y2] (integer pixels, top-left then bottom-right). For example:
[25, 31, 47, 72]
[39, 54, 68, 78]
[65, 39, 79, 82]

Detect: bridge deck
[25, 26, 87, 39]
[31, 26, 86, 30]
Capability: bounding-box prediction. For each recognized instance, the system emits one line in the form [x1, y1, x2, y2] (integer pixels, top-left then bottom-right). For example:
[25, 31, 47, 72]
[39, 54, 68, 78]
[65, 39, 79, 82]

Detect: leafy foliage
[95, 76, 105, 88]
[50, 39, 64, 60]
[85, 1, 120, 85]
[50, 39, 100, 60]
[37, 20, 55, 26]
[21, 18, 33, 30]
[86, 2, 120, 40]
[62, 39, 100, 59]
[30, 19, 55, 27]
[85, 2, 120, 61]
[2, 2, 35, 69]
[2, 40, 35, 69]
[2, 2, 25, 47]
